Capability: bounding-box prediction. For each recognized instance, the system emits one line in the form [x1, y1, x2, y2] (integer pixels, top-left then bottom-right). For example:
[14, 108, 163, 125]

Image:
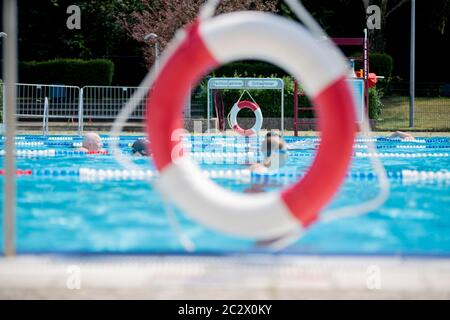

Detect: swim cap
[132, 139, 149, 156]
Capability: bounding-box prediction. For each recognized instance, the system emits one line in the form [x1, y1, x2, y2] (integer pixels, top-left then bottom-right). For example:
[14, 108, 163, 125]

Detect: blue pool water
[0, 135, 449, 255]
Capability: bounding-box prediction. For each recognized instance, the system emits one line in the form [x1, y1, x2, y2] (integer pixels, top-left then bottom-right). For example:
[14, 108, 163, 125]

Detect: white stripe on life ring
[157, 158, 301, 238]
[199, 12, 347, 98]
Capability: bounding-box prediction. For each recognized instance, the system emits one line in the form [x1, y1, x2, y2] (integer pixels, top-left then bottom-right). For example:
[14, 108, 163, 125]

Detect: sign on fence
[208, 77, 284, 90]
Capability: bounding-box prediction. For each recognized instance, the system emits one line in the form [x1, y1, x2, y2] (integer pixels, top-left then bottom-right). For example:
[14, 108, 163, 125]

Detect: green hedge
[370, 53, 393, 78]
[368, 87, 384, 119]
[212, 61, 287, 78]
[354, 52, 393, 78]
[213, 55, 393, 80]
[19, 59, 114, 86]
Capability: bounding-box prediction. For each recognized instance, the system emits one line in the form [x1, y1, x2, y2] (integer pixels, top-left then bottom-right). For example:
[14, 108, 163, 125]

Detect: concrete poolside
[1, 254, 450, 299]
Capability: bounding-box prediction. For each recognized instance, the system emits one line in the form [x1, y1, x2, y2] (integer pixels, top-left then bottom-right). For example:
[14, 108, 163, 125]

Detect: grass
[376, 95, 450, 131]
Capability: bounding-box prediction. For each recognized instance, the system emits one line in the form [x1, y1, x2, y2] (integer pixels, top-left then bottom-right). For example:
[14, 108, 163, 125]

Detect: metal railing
[0, 83, 195, 134]
[5, 81, 448, 133]
[42, 97, 49, 135]
[81, 85, 191, 126]
[82, 86, 148, 121]
[2, 84, 150, 134]
[16, 83, 80, 120]
[376, 81, 450, 131]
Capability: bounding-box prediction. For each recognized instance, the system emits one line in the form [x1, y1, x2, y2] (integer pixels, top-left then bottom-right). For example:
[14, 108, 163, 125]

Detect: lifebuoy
[147, 12, 356, 240]
[229, 100, 263, 136]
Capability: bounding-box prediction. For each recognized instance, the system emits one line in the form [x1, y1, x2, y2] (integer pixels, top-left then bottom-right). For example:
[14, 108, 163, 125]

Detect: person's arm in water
[248, 162, 268, 174]
[390, 131, 415, 140]
[249, 135, 288, 173]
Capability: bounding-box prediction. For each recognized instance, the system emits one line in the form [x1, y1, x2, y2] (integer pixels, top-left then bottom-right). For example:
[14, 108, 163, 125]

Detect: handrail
[42, 97, 49, 135]
[77, 88, 83, 135]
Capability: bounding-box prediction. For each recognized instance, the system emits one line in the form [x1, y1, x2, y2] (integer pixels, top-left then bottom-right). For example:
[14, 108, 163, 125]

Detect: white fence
[1, 83, 192, 134]
[82, 86, 147, 120]
[16, 83, 81, 120]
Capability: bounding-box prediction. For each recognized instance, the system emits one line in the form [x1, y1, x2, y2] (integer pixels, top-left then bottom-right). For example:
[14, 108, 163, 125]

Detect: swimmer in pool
[390, 131, 415, 141]
[286, 138, 315, 150]
[77, 132, 103, 152]
[249, 131, 288, 174]
[246, 132, 299, 246]
[131, 138, 149, 156]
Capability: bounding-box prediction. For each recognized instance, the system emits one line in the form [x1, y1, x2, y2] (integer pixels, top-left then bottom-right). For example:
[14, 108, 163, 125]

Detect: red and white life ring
[229, 100, 263, 136]
[147, 12, 356, 240]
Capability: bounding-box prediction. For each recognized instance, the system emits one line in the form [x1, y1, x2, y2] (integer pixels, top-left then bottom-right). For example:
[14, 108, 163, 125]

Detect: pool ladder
[42, 97, 49, 136]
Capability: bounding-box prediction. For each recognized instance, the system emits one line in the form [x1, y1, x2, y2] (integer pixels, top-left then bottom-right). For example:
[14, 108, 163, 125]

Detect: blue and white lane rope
[5, 167, 449, 184]
[353, 152, 449, 158]
[4, 139, 450, 150]
[2, 148, 449, 160]
[4, 135, 450, 144]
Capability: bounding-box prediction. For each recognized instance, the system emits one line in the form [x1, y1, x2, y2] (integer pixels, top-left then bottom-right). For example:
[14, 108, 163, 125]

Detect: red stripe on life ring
[232, 125, 255, 137]
[238, 100, 259, 111]
[147, 21, 219, 171]
[281, 77, 356, 226]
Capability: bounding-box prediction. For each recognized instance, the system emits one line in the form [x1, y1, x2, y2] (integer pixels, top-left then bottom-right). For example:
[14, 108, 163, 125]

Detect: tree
[279, 0, 366, 37]
[13, 0, 150, 85]
[428, 0, 450, 35]
[364, 0, 449, 52]
[362, 0, 409, 52]
[119, 0, 278, 68]
[14, 0, 148, 60]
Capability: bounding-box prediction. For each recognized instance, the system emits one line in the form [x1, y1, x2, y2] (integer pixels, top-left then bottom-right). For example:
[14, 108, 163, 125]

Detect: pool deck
[1, 254, 450, 299]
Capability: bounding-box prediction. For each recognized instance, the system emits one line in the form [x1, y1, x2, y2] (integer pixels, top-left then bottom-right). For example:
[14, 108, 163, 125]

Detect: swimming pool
[0, 134, 449, 255]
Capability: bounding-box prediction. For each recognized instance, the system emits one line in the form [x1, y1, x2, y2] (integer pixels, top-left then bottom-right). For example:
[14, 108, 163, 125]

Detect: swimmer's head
[261, 135, 287, 158]
[265, 130, 281, 140]
[131, 139, 149, 156]
[261, 134, 288, 171]
[82, 132, 103, 152]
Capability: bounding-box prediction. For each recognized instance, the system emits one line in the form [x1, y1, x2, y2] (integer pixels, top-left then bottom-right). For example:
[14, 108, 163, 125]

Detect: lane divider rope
[2, 168, 449, 183]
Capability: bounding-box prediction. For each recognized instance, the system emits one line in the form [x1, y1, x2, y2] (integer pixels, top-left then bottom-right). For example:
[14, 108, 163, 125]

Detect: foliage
[369, 53, 393, 78]
[119, 0, 278, 68]
[212, 61, 287, 78]
[16, 0, 146, 60]
[353, 52, 393, 78]
[368, 86, 384, 119]
[19, 59, 114, 86]
[10, 0, 147, 85]
[1, 0, 446, 86]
